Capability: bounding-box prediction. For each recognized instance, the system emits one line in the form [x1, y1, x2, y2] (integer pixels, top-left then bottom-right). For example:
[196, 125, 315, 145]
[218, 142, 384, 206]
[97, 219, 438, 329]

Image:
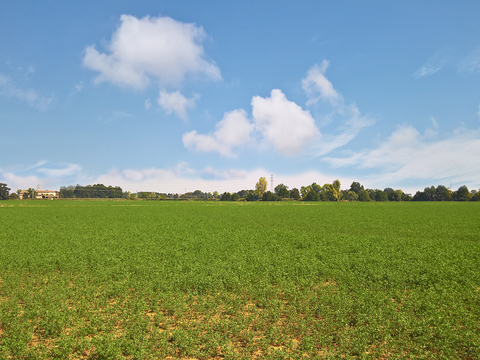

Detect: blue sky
[1, 1, 480, 194]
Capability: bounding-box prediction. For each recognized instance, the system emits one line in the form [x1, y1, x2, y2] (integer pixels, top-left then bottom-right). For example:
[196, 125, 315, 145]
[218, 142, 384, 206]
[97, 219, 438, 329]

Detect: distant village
[18, 187, 59, 200]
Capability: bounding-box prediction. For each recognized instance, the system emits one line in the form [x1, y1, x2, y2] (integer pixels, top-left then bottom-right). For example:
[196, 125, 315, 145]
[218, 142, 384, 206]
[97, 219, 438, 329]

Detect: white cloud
[92, 164, 350, 194]
[37, 163, 82, 178]
[144, 99, 151, 110]
[0, 162, 83, 191]
[458, 49, 480, 73]
[310, 104, 374, 157]
[182, 62, 370, 158]
[302, 60, 340, 106]
[183, 109, 254, 157]
[158, 90, 198, 120]
[424, 117, 438, 140]
[0, 170, 41, 191]
[323, 124, 480, 190]
[252, 89, 320, 155]
[0, 73, 55, 110]
[414, 49, 451, 79]
[83, 14, 221, 89]
[74, 81, 84, 92]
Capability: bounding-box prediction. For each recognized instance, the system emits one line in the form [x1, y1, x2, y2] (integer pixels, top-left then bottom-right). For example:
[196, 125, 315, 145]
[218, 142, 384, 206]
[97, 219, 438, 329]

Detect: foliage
[290, 188, 301, 200]
[344, 190, 359, 201]
[357, 189, 371, 201]
[349, 181, 364, 194]
[9, 193, 18, 200]
[254, 177, 268, 197]
[300, 185, 311, 198]
[373, 189, 388, 201]
[220, 192, 232, 201]
[303, 189, 319, 201]
[262, 191, 280, 201]
[274, 183, 290, 198]
[412, 185, 477, 202]
[453, 185, 472, 201]
[0, 183, 10, 200]
[60, 184, 123, 198]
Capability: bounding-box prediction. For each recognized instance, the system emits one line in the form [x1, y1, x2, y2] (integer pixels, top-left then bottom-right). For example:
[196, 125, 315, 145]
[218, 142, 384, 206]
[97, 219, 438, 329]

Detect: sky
[1, 1, 480, 195]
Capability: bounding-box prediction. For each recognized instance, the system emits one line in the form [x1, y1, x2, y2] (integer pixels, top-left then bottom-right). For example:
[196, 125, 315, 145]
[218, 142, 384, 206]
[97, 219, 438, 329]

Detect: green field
[0, 200, 479, 359]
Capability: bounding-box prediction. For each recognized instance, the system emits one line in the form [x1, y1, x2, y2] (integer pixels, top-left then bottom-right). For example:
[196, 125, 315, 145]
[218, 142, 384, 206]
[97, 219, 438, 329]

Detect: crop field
[0, 200, 479, 359]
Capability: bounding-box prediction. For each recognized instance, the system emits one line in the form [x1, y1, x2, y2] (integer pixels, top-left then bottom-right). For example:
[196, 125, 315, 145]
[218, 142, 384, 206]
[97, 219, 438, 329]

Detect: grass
[0, 200, 479, 359]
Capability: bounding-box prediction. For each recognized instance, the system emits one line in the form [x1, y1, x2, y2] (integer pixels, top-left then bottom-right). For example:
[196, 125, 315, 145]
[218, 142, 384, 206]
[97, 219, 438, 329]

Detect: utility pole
[271, 174, 273, 192]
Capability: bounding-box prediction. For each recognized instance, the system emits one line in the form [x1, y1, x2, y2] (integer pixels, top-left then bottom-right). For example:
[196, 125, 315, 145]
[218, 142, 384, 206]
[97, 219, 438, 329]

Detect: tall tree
[275, 183, 290, 198]
[349, 182, 364, 194]
[290, 188, 301, 200]
[255, 177, 267, 197]
[0, 183, 10, 200]
[454, 185, 471, 201]
[332, 179, 342, 201]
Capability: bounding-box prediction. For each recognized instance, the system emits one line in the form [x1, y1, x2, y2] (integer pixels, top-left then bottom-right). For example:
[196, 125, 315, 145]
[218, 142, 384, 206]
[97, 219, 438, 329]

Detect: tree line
[218, 178, 480, 202]
[59, 184, 123, 199]
[1, 180, 480, 202]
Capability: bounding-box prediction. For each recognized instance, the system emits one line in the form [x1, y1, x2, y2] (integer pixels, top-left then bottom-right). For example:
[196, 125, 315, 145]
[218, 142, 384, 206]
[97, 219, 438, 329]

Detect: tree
[300, 186, 311, 198]
[471, 190, 480, 201]
[310, 182, 322, 193]
[220, 192, 232, 201]
[344, 190, 358, 201]
[262, 191, 279, 201]
[332, 180, 342, 201]
[290, 188, 301, 200]
[9, 193, 18, 200]
[435, 185, 451, 201]
[275, 183, 290, 198]
[0, 183, 10, 200]
[304, 190, 320, 201]
[454, 185, 471, 201]
[349, 182, 364, 194]
[358, 189, 371, 202]
[255, 177, 267, 197]
[320, 184, 336, 201]
[374, 189, 388, 202]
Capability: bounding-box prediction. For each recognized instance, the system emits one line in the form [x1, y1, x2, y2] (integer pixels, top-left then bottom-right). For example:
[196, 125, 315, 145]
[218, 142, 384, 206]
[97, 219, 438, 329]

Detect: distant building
[35, 187, 59, 199]
[19, 190, 30, 199]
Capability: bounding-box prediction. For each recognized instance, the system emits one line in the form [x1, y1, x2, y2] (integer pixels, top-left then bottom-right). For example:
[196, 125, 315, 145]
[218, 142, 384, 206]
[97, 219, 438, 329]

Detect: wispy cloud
[458, 49, 480, 73]
[0, 162, 83, 190]
[414, 49, 451, 80]
[323, 123, 480, 190]
[310, 104, 374, 157]
[144, 99, 152, 110]
[0, 73, 55, 110]
[74, 81, 84, 92]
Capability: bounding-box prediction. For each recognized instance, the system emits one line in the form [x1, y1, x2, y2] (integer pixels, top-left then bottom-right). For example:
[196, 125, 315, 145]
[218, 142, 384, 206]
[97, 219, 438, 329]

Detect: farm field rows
[0, 200, 479, 359]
